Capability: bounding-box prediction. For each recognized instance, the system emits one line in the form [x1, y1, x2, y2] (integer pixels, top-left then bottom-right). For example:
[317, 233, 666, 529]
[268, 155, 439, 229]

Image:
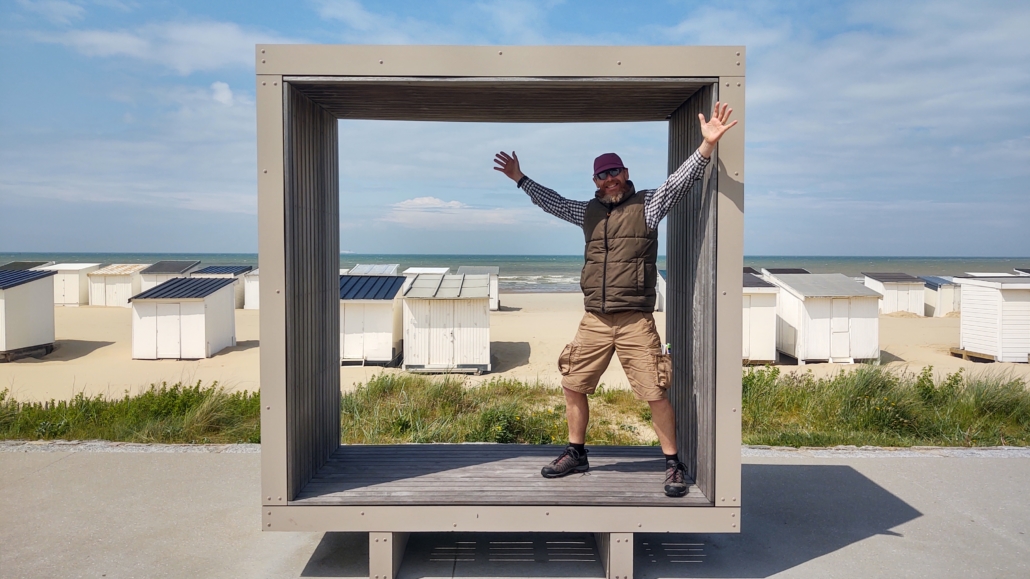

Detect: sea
[3, 252, 1028, 294]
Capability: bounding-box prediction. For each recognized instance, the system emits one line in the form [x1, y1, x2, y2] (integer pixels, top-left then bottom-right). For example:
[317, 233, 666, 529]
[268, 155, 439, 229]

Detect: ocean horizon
[3, 252, 1028, 293]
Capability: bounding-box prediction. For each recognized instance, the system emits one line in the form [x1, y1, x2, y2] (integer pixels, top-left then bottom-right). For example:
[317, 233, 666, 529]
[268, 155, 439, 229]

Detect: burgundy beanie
[593, 152, 625, 175]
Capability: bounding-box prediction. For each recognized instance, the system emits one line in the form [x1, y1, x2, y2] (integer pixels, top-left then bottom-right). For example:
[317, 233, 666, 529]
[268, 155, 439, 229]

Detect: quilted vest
[580, 184, 658, 313]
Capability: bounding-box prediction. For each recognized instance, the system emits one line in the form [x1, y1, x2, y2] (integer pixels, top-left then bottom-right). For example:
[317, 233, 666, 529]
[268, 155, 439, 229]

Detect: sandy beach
[2, 293, 1027, 402]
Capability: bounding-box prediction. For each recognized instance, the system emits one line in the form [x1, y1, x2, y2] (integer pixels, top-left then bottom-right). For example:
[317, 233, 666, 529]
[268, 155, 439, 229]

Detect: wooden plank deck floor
[292, 444, 710, 506]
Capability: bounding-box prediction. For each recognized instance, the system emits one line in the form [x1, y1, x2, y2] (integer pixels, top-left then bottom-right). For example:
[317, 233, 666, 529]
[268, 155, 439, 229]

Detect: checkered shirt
[517, 150, 711, 230]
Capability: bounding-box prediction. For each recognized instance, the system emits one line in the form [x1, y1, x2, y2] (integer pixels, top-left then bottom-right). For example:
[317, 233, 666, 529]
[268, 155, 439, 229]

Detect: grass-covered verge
[0, 382, 260, 444]
[743, 366, 1030, 447]
[340, 373, 656, 445]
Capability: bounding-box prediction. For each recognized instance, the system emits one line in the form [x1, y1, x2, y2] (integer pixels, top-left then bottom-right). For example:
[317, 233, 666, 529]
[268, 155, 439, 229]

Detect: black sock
[570, 442, 586, 454]
[664, 453, 679, 464]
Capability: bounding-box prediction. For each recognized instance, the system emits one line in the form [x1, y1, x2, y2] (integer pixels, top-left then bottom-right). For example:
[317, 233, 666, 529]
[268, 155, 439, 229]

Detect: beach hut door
[429, 301, 455, 367]
[343, 304, 365, 359]
[156, 303, 181, 359]
[830, 299, 850, 359]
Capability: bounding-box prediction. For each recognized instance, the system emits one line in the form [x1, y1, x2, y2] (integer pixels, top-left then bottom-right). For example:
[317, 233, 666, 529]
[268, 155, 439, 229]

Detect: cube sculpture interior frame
[257, 45, 744, 579]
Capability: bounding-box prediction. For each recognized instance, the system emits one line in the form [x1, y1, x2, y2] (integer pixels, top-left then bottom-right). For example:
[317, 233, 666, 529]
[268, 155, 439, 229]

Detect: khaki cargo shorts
[558, 311, 673, 402]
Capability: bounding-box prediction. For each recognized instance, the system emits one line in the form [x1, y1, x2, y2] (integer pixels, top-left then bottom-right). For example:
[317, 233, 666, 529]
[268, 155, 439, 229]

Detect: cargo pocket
[558, 343, 576, 376]
[654, 353, 672, 390]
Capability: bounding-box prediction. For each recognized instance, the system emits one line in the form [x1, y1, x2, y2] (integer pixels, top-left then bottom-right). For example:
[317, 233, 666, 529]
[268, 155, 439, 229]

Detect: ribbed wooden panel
[284, 84, 341, 499]
[289, 79, 707, 122]
[666, 83, 717, 501]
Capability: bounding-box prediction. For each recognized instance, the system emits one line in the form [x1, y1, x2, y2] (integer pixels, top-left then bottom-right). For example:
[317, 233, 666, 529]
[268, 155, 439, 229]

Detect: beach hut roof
[456, 266, 500, 275]
[764, 267, 810, 274]
[403, 267, 450, 275]
[0, 261, 54, 271]
[1015, 268, 1030, 275]
[404, 274, 490, 299]
[339, 275, 405, 300]
[954, 276, 1030, 290]
[348, 264, 400, 276]
[141, 260, 201, 275]
[919, 275, 956, 290]
[193, 265, 253, 276]
[36, 263, 101, 271]
[90, 264, 149, 276]
[743, 266, 760, 275]
[774, 273, 882, 299]
[743, 273, 775, 288]
[862, 272, 923, 283]
[131, 277, 236, 301]
[658, 269, 667, 280]
[0, 269, 56, 290]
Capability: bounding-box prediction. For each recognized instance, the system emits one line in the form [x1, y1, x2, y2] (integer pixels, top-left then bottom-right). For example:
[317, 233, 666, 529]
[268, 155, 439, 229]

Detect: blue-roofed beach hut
[130, 277, 237, 360]
[920, 276, 961, 317]
[339, 275, 406, 364]
[0, 270, 57, 361]
[191, 265, 253, 309]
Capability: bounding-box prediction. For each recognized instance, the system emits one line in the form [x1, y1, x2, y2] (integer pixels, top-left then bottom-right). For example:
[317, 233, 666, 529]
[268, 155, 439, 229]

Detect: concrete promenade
[1, 443, 1028, 579]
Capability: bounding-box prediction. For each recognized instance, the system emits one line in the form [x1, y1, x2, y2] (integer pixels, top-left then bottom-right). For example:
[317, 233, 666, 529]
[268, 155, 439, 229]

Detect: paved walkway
[1, 443, 1028, 578]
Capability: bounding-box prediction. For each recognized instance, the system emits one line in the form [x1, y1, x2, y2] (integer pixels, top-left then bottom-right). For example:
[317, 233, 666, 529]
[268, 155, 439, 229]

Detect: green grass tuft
[743, 365, 1030, 447]
[0, 382, 260, 444]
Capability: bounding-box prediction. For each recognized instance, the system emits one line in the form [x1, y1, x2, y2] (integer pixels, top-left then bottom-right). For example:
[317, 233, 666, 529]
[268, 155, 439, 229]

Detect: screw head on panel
[638, 523, 642, 528]
[617, 61, 622, 65]
[267, 523, 271, 527]
[261, 82, 266, 86]
[736, 61, 740, 65]
[277, 497, 281, 501]
[498, 51, 503, 55]
[721, 497, 725, 502]
[267, 496, 271, 501]
[263, 169, 268, 173]
[361, 511, 365, 515]
[453, 523, 457, 527]
[375, 539, 379, 543]
[261, 59, 266, 64]
[737, 82, 741, 87]
[379, 60, 384, 64]
[265, 406, 270, 410]
[273, 82, 278, 86]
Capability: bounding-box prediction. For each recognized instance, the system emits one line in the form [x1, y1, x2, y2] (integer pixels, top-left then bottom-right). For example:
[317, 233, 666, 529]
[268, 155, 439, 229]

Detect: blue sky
[1, 0, 1027, 255]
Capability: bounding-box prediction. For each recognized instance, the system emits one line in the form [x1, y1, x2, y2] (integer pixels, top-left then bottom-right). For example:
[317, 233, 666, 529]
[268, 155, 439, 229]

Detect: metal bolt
[732, 408, 737, 412]
[379, 60, 384, 64]
[731, 513, 736, 517]
[736, 61, 740, 66]
[638, 523, 642, 527]
[375, 538, 379, 542]
[266, 406, 270, 410]
[267, 496, 271, 501]
[267, 523, 271, 527]
[276, 290, 281, 294]
[725, 83, 730, 87]
[261, 59, 266, 64]
[360, 511, 365, 515]
[723, 291, 727, 295]
[384, 538, 388, 542]
[277, 497, 281, 501]
[732, 524, 737, 528]
[617, 61, 622, 65]
[737, 82, 741, 87]
[261, 49, 266, 54]
[545, 512, 549, 516]
[736, 51, 740, 56]
[733, 497, 737, 502]
[616, 539, 620, 543]
[734, 172, 739, 176]
[261, 82, 266, 86]
[273, 82, 278, 86]
[453, 523, 457, 527]
[267, 511, 271, 515]
[263, 169, 268, 173]
[721, 497, 725, 502]
[498, 51, 503, 55]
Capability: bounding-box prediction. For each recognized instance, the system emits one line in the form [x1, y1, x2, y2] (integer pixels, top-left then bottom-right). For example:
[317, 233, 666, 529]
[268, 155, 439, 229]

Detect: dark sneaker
[664, 460, 688, 497]
[541, 446, 589, 478]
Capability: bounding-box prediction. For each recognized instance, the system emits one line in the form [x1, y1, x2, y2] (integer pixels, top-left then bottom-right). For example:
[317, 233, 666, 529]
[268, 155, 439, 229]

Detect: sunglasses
[594, 167, 623, 180]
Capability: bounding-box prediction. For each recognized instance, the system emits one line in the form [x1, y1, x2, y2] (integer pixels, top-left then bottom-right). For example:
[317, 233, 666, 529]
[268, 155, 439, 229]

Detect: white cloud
[42, 20, 300, 74]
[210, 81, 234, 105]
[380, 196, 533, 228]
[392, 197, 467, 211]
[16, 0, 85, 25]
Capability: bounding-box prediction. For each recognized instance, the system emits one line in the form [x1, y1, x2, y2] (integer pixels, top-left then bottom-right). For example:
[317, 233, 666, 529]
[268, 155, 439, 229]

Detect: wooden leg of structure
[369, 532, 408, 579]
[595, 532, 634, 579]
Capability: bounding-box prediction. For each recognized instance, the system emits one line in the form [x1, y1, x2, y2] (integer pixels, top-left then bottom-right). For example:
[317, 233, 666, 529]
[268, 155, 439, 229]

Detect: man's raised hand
[493, 151, 525, 183]
[699, 101, 738, 146]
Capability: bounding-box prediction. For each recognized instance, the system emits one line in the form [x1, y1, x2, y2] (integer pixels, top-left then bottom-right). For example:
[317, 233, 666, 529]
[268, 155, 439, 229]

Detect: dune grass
[0, 382, 260, 444]
[743, 365, 1030, 447]
[340, 373, 655, 445]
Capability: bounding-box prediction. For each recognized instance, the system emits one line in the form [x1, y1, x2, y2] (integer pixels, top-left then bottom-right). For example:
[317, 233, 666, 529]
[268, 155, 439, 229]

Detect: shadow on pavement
[300, 463, 921, 578]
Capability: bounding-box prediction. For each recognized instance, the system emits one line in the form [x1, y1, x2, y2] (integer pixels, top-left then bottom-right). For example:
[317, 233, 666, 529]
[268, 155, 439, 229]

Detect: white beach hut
[140, 260, 201, 292]
[0, 270, 56, 362]
[339, 275, 406, 364]
[35, 263, 101, 306]
[654, 269, 667, 312]
[953, 276, 1030, 363]
[920, 276, 961, 317]
[1, 261, 54, 271]
[402, 273, 491, 374]
[457, 266, 501, 311]
[742, 273, 778, 364]
[130, 278, 237, 360]
[244, 269, 260, 310]
[190, 265, 253, 309]
[1015, 268, 1030, 277]
[766, 273, 881, 364]
[88, 264, 148, 307]
[863, 272, 924, 315]
[349, 264, 400, 276]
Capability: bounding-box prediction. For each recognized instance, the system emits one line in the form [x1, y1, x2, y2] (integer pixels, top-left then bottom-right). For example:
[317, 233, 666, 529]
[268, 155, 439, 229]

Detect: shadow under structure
[257, 45, 746, 579]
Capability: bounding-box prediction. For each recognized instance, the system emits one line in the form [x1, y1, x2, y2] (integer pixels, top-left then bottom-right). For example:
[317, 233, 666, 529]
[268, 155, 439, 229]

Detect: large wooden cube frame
[257, 45, 744, 574]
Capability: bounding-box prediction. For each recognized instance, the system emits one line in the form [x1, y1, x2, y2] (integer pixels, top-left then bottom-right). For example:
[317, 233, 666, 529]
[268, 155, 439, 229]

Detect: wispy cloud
[380, 196, 532, 228]
[16, 0, 85, 25]
[39, 20, 300, 74]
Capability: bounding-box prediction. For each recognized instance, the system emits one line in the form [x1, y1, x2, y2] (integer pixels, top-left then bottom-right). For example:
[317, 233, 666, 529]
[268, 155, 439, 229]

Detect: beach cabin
[863, 272, 924, 315]
[456, 266, 501, 311]
[88, 264, 148, 307]
[402, 273, 491, 373]
[953, 277, 1030, 363]
[0, 270, 56, 362]
[190, 265, 253, 309]
[244, 269, 260, 310]
[1015, 268, 1030, 276]
[1, 261, 54, 271]
[35, 263, 101, 306]
[339, 275, 405, 364]
[921, 276, 961, 317]
[654, 269, 668, 312]
[130, 277, 237, 360]
[767, 273, 881, 364]
[139, 260, 201, 292]
[348, 264, 400, 276]
[742, 273, 778, 364]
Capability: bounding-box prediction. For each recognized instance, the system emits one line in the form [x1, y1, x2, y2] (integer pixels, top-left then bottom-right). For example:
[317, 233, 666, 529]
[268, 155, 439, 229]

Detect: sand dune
[1, 293, 1026, 401]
